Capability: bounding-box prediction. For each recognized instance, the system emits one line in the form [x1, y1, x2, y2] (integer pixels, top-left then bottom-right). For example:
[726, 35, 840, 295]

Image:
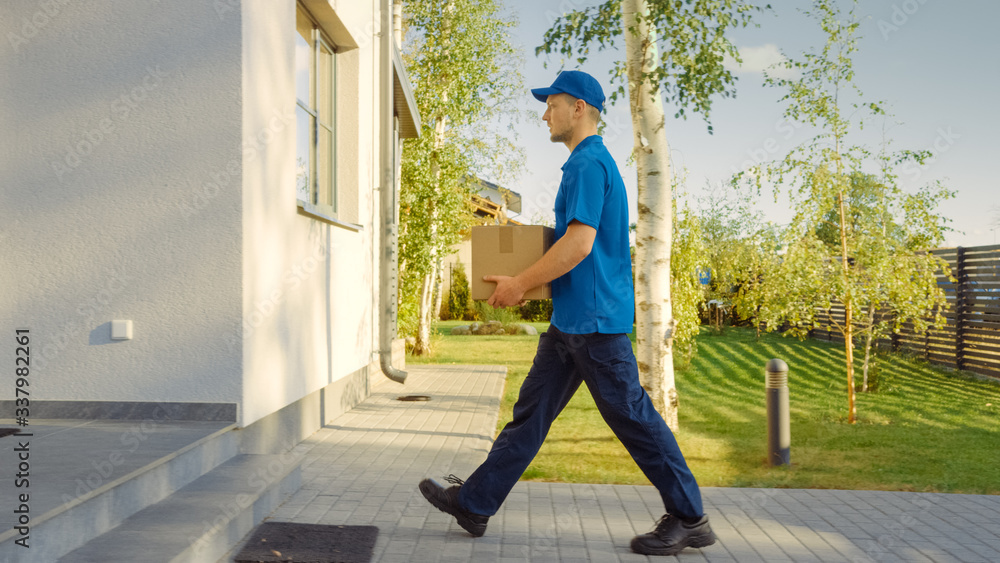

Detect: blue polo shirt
[551, 135, 634, 334]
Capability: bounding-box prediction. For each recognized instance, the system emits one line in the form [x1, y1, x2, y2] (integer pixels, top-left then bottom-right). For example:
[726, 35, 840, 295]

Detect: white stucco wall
[1, 0, 243, 405]
[238, 0, 378, 426]
[1, 0, 383, 426]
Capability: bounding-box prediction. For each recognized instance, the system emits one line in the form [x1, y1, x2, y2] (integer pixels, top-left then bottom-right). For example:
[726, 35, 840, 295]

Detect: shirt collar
[562, 135, 602, 169]
[573, 135, 602, 154]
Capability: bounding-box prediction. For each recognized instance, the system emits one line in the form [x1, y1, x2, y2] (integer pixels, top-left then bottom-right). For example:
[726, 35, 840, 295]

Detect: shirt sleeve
[561, 157, 606, 230]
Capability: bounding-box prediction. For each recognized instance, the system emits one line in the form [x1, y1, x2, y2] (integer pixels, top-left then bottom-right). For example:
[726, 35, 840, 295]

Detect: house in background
[1, 0, 417, 559]
[471, 177, 523, 227]
[439, 178, 524, 318]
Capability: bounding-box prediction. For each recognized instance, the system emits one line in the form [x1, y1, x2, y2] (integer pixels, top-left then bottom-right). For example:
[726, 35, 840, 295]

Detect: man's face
[542, 94, 575, 143]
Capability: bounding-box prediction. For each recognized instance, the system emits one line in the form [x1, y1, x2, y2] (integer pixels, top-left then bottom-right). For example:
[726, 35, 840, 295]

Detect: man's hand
[484, 275, 527, 308]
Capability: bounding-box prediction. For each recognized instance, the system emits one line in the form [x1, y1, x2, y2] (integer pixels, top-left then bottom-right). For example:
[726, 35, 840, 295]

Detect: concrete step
[57, 453, 301, 563]
[0, 422, 239, 563]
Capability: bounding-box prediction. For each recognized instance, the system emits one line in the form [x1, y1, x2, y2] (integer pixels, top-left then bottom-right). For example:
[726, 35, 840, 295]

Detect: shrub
[472, 301, 525, 333]
[518, 299, 553, 322]
[447, 260, 473, 321]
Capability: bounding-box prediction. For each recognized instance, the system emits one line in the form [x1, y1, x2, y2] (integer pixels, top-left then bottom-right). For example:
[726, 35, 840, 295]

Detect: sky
[494, 0, 1000, 248]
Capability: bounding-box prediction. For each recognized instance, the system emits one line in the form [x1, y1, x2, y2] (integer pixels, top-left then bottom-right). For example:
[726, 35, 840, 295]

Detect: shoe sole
[418, 479, 487, 537]
[630, 530, 717, 556]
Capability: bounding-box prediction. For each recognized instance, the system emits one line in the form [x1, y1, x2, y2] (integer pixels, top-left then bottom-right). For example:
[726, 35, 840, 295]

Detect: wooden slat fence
[810, 243, 1000, 380]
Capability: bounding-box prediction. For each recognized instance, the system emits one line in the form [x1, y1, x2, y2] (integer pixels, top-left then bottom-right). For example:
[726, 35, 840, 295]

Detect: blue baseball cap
[531, 70, 606, 113]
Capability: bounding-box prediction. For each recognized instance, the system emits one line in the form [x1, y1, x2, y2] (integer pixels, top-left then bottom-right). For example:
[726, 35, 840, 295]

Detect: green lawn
[410, 322, 1000, 494]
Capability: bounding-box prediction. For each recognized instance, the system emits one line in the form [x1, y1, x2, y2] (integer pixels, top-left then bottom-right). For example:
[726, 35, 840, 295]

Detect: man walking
[419, 70, 715, 556]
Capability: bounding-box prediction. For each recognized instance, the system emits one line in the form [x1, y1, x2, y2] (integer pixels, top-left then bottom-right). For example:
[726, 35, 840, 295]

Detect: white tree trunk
[413, 111, 449, 354]
[622, 0, 678, 430]
[432, 255, 445, 322]
[415, 268, 435, 355]
[413, 0, 452, 355]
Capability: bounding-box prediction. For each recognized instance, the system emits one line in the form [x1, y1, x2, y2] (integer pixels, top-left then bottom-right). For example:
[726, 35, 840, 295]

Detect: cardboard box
[471, 225, 555, 300]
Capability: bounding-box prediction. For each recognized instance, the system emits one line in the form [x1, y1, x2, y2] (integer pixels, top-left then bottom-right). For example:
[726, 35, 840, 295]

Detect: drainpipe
[378, 0, 407, 383]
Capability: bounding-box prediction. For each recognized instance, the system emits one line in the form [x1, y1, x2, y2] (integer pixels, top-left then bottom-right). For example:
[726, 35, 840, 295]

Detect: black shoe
[630, 513, 717, 555]
[418, 474, 489, 537]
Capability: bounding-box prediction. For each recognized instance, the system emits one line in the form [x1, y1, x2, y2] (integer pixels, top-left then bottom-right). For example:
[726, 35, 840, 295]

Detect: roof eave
[392, 41, 421, 139]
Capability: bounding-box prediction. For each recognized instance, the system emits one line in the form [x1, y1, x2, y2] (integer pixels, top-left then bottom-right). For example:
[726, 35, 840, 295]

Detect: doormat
[234, 522, 379, 563]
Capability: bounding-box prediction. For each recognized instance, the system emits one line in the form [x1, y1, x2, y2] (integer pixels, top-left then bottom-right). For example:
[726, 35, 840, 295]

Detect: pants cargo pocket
[584, 334, 642, 405]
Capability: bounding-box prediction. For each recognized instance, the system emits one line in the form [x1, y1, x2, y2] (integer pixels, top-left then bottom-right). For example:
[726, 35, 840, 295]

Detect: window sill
[297, 200, 363, 232]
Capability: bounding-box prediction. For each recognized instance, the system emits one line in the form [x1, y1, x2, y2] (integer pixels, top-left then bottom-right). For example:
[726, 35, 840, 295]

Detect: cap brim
[531, 87, 561, 103]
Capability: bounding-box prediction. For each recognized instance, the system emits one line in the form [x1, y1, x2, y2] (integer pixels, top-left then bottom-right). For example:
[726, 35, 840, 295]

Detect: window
[295, 5, 337, 216]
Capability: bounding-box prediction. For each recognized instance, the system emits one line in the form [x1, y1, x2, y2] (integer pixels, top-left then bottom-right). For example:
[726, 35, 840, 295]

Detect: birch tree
[736, 0, 953, 421]
[817, 168, 951, 392]
[538, 0, 762, 429]
[399, 0, 524, 355]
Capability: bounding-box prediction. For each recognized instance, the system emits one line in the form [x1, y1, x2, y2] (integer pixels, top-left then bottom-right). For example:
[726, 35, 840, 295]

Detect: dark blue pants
[458, 324, 704, 519]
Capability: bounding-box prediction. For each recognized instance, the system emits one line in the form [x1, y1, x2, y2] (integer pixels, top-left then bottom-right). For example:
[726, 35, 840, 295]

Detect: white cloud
[723, 44, 798, 79]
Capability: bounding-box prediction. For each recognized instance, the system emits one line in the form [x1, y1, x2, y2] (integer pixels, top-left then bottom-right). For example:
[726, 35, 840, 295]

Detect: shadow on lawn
[676, 327, 1000, 492]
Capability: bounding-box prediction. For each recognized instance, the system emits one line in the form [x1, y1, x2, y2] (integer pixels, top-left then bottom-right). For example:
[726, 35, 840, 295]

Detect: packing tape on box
[499, 227, 514, 254]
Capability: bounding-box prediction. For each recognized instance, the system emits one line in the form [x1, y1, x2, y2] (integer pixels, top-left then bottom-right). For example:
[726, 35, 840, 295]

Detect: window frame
[295, 5, 343, 223]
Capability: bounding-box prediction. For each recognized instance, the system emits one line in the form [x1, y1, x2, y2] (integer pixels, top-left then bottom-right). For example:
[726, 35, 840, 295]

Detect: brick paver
[268, 365, 1000, 562]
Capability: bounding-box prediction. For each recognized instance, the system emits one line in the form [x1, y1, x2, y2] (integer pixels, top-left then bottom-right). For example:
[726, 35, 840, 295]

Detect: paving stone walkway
[264, 365, 1000, 562]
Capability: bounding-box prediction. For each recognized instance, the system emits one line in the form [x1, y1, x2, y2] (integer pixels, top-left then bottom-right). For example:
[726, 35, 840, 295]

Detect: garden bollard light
[766, 358, 790, 466]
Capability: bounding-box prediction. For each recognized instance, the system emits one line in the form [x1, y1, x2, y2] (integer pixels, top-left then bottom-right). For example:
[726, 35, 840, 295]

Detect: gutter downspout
[379, 0, 407, 383]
